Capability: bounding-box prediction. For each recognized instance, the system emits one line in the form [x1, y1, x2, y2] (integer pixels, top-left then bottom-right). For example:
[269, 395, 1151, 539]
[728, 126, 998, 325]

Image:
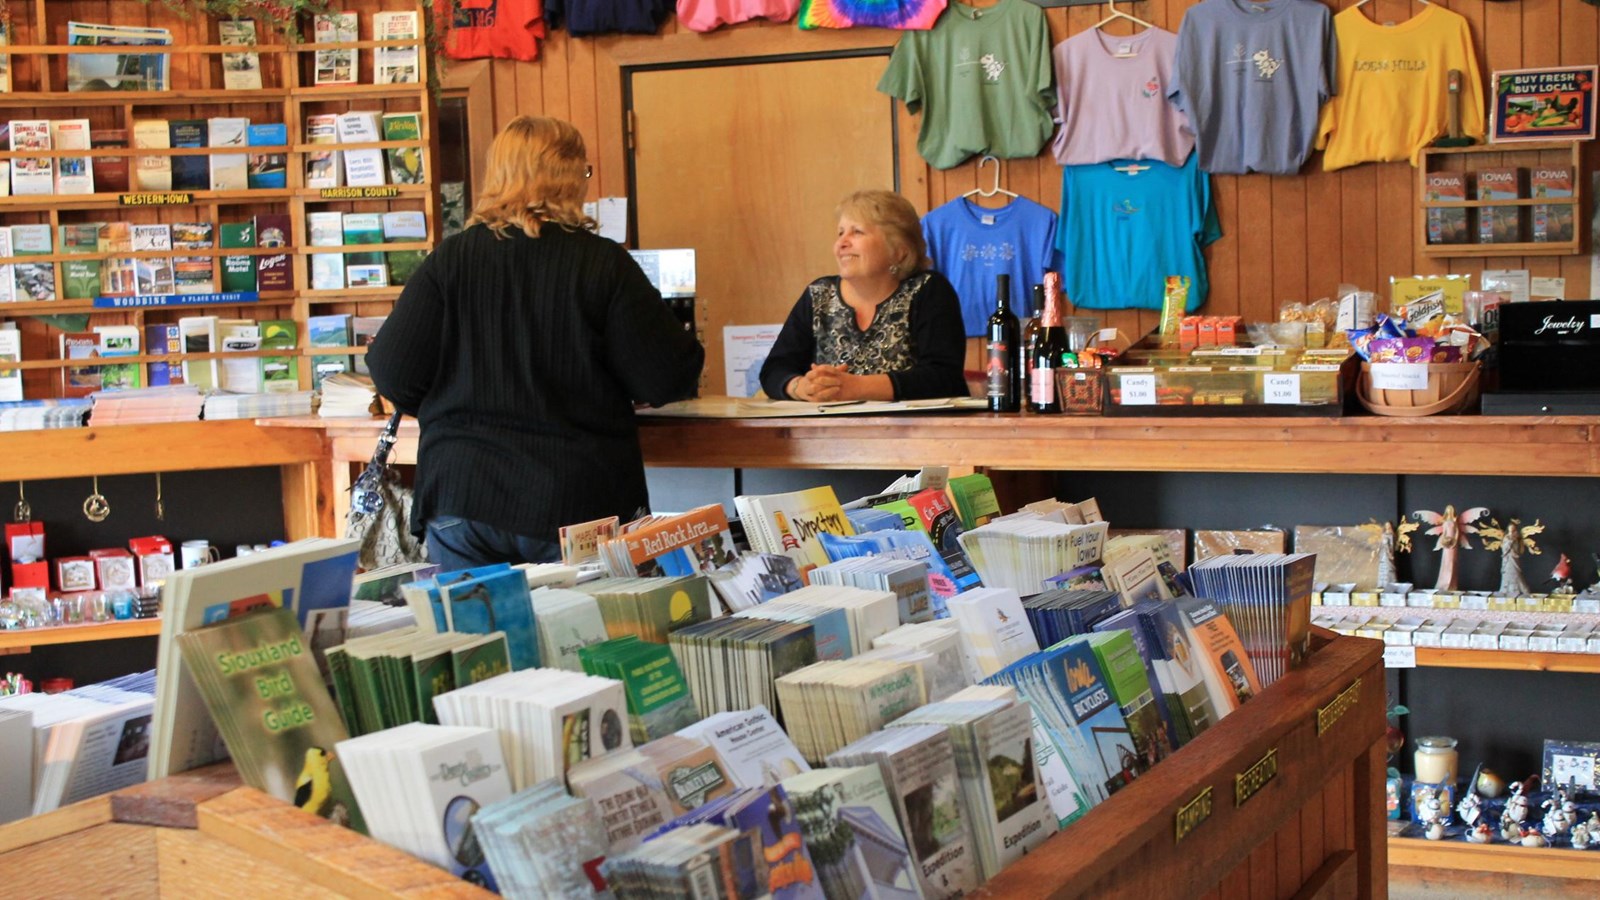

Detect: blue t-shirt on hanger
[922, 196, 1060, 336]
[1054, 154, 1221, 312]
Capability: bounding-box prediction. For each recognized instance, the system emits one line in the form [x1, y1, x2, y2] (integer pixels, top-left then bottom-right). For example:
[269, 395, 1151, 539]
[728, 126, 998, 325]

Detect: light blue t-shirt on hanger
[1054, 154, 1222, 312]
[923, 195, 1060, 336]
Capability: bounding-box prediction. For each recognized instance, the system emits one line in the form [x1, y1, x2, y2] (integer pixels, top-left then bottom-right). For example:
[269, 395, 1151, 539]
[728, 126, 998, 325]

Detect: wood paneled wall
[475, 0, 1598, 342]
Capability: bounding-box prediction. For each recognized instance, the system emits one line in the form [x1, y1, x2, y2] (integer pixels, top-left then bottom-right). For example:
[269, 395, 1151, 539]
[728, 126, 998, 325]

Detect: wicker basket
[1357, 361, 1480, 417]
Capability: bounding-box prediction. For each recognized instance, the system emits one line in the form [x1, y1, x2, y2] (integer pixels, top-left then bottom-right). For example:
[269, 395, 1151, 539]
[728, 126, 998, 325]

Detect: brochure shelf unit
[1415, 141, 1585, 259]
[0, 0, 433, 397]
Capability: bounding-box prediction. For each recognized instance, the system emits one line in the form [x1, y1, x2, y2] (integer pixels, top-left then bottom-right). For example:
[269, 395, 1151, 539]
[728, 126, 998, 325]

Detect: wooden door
[629, 55, 898, 396]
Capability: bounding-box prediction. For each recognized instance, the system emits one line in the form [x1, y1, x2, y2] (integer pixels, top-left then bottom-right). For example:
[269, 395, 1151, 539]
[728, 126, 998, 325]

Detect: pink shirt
[677, 0, 799, 32]
[1050, 27, 1194, 167]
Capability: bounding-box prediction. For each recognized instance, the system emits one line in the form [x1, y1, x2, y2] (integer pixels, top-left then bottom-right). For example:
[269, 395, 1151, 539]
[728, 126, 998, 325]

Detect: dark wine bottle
[1029, 272, 1067, 414]
[986, 273, 1021, 412]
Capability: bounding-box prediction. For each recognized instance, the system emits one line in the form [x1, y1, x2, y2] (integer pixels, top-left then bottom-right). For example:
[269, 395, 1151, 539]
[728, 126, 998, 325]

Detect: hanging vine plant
[138, 1, 337, 42]
[132, 0, 457, 92]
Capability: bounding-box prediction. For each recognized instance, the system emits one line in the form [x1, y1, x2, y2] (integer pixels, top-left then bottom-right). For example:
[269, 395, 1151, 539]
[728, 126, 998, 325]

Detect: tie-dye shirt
[799, 0, 946, 30]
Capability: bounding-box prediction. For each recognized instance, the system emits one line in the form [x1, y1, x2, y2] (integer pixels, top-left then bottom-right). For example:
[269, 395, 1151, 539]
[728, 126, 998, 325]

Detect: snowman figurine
[1502, 782, 1530, 829]
[1541, 787, 1576, 838]
[1519, 822, 1549, 848]
[1417, 786, 1449, 840]
[1466, 821, 1495, 844]
[1456, 791, 1483, 828]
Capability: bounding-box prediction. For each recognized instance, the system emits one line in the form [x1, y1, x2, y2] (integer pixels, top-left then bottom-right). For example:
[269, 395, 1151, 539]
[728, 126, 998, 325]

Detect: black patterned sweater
[758, 272, 968, 401]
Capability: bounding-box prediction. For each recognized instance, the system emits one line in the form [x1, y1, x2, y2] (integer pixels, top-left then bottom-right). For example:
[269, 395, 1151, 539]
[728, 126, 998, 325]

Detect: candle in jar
[1414, 736, 1459, 785]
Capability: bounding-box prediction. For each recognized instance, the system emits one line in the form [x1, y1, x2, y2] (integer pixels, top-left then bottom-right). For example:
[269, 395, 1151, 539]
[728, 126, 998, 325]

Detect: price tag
[1264, 373, 1301, 404]
[1119, 373, 1157, 406]
[1383, 646, 1417, 668]
[1370, 363, 1430, 391]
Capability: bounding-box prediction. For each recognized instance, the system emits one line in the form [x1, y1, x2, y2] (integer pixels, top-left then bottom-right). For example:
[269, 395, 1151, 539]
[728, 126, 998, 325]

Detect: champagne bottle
[1029, 272, 1067, 414]
[1022, 284, 1043, 391]
[986, 273, 1020, 412]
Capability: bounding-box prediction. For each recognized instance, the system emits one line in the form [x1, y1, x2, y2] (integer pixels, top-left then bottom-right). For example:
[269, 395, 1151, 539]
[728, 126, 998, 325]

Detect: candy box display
[1104, 342, 1354, 416]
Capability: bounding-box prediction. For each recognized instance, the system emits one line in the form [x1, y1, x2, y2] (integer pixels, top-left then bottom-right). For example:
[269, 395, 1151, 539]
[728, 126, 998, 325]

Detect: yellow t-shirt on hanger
[1315, 4, 1486, 172]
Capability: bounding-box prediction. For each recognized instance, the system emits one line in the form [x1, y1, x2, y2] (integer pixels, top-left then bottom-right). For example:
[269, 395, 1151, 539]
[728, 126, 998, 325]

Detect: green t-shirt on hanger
[878, 0, 1055, 170]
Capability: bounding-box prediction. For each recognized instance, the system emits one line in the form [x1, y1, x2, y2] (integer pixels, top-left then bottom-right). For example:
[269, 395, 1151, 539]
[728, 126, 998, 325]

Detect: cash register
[1481, 299, 1600, 415]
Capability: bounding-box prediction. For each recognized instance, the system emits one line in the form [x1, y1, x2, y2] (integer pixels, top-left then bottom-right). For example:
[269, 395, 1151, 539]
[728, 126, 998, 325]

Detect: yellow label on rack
[1317, 677, 1363, 735]
[1235, 748, 1278, 806]
[1175, 786, 1212, 843]
[119, 192, 193, 206]
[320, 186, 401, 199]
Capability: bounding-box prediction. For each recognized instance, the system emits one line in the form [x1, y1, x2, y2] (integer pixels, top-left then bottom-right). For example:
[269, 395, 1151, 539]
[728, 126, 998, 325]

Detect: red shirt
[445, 0, 545, 62]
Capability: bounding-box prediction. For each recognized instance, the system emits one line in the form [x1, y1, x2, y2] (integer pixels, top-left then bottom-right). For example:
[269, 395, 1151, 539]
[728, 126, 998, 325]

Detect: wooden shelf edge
[0, 796, 113, 855]
[1420, 243, 1580, 258]
[0, 618, 161, 651]
[1421, 140, 1584, 155]
[1413, 646, 1600, 673]
[0, 420, 328, 479]
[1388, 835, 1600, 879]
[1421, 198, 1579, 208]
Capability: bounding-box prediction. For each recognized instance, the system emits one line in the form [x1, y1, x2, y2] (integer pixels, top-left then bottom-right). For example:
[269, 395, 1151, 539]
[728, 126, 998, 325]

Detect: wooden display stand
[0, 632, 1386, 899]
[1416, 140, 1586, 259]
[0, 764, 487, 899]
[0, 0, 432, 397]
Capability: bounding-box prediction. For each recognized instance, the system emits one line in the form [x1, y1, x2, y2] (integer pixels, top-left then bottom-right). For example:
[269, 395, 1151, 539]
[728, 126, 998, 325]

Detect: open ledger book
[641, 396, 988, 418]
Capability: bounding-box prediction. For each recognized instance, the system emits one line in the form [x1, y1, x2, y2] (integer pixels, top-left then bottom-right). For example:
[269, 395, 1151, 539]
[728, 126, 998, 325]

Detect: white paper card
[723, 324, 781, 398]
[1263, 373, 1300, 405]
[1481, 269, 1530, 304]
[582, 197, 628, 243]
[1370, 363, 1430, 391]
[1383, 645, 1417, 668]
[1119, 373, 1156, 405]
[1531, 277, 1565, 301]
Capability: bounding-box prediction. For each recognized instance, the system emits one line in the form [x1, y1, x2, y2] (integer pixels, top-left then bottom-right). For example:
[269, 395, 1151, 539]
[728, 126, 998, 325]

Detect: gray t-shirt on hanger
[1171, 0, 1337, 175]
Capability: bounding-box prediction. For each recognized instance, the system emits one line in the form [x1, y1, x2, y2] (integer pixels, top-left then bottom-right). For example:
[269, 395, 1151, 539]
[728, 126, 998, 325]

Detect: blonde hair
[836, 190, 930, 279]
[468, 116, 596, 239]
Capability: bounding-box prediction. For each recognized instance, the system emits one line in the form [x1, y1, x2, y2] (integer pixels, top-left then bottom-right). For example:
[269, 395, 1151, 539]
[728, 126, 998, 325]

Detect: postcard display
[0, 1, 433, 401]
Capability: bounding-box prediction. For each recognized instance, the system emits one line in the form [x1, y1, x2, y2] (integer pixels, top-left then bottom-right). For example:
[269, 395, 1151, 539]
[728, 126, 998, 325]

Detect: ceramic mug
[180, 540, 221, 569]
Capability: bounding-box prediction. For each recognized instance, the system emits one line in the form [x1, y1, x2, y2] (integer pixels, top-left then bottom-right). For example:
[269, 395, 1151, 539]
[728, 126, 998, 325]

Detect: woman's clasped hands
[787, 363, 860, 403]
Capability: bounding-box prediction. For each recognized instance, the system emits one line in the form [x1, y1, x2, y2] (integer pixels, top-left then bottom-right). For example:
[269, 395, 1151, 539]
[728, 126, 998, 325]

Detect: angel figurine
[1479, 518, 1545, 596]
[1405, 505, 1489, 591]
[1376, 522, 1398, 588]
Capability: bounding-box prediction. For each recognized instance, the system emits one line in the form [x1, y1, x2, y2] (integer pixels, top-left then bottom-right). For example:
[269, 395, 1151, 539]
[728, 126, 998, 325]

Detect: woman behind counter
[367, 116, 704, 569]
[760, 190, 968, 403]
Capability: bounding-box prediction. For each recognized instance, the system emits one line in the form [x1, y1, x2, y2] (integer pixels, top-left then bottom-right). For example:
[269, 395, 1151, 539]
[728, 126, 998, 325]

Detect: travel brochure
[66, 22, 171, 93]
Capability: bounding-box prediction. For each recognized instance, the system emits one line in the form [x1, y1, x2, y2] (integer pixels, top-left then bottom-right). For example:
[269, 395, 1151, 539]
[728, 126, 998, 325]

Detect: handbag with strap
[344, 412, 425, 570]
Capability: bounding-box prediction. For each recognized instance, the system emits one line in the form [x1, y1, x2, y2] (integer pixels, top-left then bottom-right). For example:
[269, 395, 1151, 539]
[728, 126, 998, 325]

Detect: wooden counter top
[259, 412, 1600, 477]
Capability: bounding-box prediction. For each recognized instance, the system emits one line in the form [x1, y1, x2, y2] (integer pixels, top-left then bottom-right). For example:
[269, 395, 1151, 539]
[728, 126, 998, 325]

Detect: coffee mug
[181, 540, 221, 569]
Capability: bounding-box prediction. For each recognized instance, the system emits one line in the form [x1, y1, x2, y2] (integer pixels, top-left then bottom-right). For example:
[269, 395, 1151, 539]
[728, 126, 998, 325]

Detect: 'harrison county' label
[320, 186, 401, 199]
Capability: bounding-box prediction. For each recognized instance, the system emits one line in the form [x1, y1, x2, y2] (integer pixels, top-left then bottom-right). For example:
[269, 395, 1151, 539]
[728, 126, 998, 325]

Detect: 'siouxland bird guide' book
[176, 606, 365, 831]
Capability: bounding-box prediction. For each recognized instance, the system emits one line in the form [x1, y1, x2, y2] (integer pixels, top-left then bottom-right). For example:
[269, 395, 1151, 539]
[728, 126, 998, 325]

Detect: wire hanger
[1094, 0, 1154, 33]
[1353, 0, 1427, 8]
[962, 155, 1018, 200]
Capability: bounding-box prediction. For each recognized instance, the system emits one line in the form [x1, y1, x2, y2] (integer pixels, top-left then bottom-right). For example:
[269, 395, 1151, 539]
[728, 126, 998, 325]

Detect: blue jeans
[425, 515, 562, 571]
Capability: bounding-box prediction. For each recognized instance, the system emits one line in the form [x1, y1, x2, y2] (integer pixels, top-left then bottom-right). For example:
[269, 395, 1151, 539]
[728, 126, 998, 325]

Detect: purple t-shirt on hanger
[1051, 27, 1193, 167]
[1171, 0, 1337, 175]
[923, 195, 1059, 336]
